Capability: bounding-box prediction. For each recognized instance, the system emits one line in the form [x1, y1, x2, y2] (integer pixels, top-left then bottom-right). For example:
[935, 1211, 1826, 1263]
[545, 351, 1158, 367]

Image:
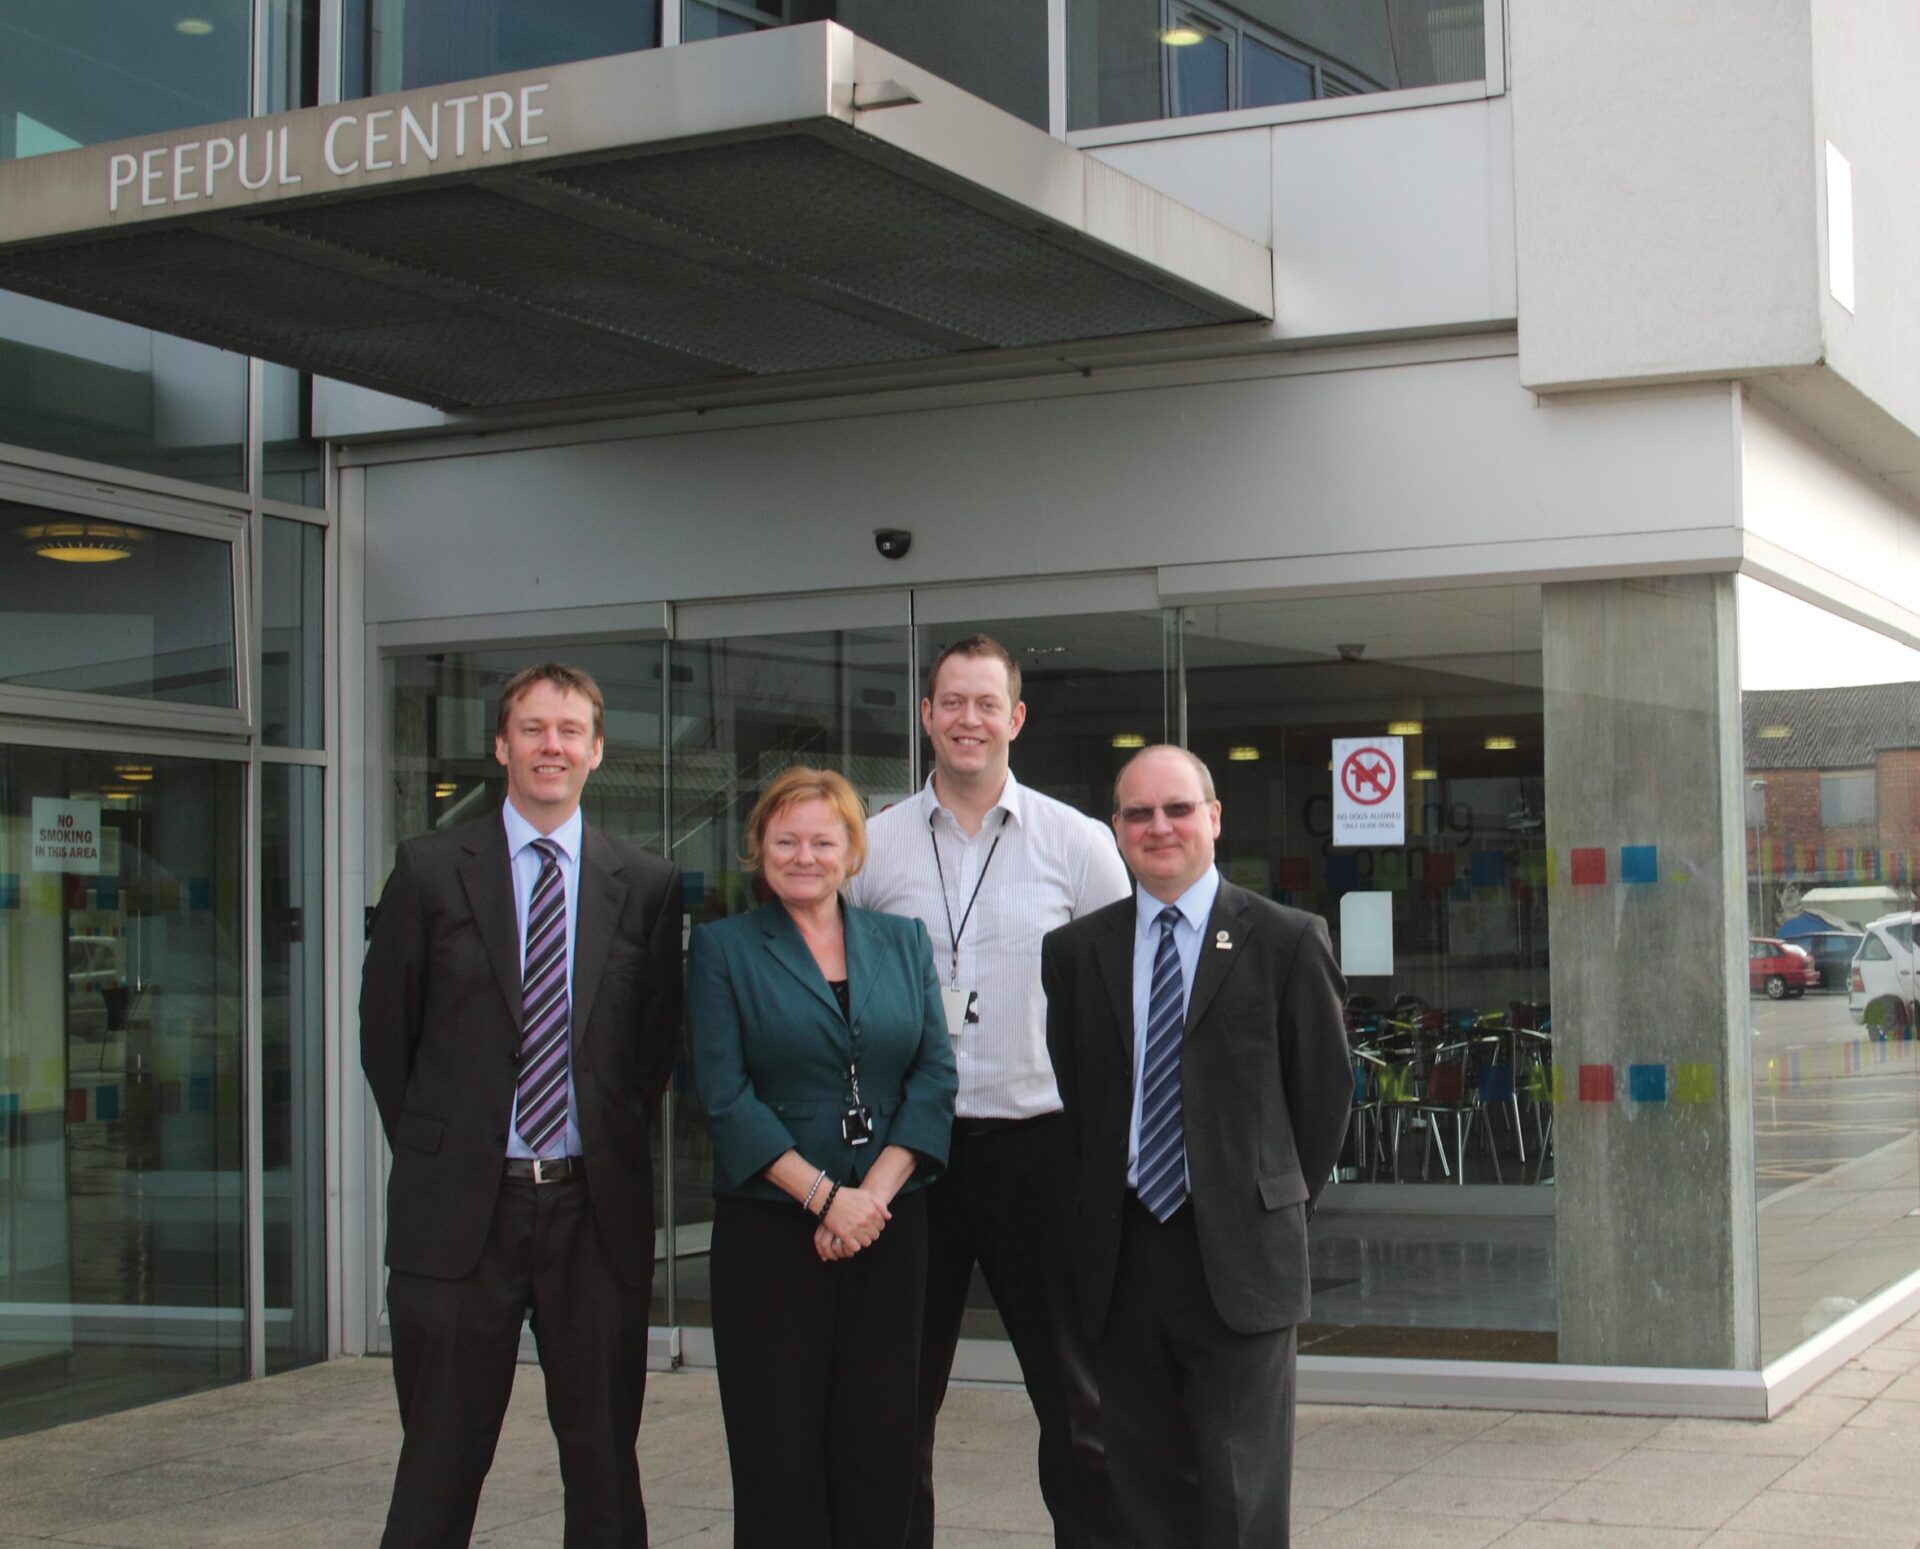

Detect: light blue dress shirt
[503, 801, 584, 1159]
[1126, 866, 1221, 1191]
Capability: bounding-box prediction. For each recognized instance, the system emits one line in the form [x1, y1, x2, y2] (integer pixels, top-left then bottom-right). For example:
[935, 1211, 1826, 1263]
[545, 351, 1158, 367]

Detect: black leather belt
[504, 1156, 583, 1184]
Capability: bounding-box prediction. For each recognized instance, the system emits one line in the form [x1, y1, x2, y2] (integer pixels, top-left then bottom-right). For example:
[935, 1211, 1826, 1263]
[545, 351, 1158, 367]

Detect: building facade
[4, 0, 1920, 1436]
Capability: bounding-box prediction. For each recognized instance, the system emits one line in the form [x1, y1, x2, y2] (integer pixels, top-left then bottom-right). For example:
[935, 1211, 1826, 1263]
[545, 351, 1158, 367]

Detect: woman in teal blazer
[688, 766, 956, 1549]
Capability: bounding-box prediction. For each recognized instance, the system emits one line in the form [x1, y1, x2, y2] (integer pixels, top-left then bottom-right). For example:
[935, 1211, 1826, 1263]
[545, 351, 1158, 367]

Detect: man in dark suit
[1041, 745, 1351, 1549]
[361, 662, 682, 1549]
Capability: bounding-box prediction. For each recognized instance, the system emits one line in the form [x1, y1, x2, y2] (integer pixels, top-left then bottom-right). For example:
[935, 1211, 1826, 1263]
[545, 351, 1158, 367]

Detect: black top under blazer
[687, 901, 957, 1201]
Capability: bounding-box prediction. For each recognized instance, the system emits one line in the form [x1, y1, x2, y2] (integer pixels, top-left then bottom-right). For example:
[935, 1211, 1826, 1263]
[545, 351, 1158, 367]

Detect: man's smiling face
[494, 679, 603, 830]
[921, 652, 1026, 787]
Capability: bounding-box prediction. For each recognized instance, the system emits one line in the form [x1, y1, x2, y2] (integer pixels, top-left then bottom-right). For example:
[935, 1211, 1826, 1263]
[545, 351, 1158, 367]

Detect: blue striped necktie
[1137, 905, 1189, 1221]
[515, 837, 570, 1157]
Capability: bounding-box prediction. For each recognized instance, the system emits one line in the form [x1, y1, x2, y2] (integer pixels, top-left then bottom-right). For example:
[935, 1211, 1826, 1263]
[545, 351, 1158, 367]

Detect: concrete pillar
[1544, 574, 1758, 1369]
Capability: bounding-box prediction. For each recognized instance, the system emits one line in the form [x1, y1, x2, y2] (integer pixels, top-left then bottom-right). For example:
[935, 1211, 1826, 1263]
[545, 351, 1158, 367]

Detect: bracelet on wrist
[802, 1168, 828, 1215]
[822, 1181, 843, 1220]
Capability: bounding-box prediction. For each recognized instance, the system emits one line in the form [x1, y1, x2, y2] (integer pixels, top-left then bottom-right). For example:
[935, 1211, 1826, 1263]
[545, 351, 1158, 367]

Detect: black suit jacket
[1042, 879, 1351, 1340]
[360, 808, 683, 1287]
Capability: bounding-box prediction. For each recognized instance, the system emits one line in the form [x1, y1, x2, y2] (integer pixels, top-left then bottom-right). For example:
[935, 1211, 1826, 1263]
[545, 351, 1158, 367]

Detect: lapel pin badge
[1214, 930, 1232, 950]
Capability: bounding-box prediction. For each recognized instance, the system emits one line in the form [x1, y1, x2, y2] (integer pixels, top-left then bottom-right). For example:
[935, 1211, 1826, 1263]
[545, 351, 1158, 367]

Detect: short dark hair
[495, 662, 606, 742]
[926, 634, 1022, 705]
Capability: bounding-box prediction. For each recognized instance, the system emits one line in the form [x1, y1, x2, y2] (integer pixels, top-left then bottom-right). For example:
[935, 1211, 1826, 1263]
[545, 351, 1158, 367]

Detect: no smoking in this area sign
[1332, 736, 1404, 846]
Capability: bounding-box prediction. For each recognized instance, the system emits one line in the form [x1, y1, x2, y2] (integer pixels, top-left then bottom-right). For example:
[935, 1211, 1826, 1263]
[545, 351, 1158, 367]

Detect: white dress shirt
[1127, 867, 1221, 1190]
[502, 801, 584, 1159]
[845, 771, 1132, 1119]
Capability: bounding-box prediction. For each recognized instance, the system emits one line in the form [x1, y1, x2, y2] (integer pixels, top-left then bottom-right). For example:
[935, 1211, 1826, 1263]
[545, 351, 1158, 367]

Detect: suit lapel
[458, 815, 524, 1027]
[759, 903, 843, 1021]
[1092, 903, 1137, 1066]
[844, 906, 881, 1028]
[1186, 880, 1251, 1032]
[570, 825, 627, 1044]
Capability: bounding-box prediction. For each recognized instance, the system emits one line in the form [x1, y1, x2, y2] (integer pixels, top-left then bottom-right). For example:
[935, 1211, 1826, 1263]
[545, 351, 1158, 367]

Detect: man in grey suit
[1041, 745, 1351, 1549]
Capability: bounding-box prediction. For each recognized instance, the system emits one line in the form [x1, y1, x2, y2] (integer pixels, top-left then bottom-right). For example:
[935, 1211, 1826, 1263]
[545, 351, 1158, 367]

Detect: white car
[1848, 912, 1919, 1039]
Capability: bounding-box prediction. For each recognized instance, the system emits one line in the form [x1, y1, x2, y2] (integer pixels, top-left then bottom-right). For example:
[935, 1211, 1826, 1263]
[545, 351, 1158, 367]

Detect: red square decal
[1570, 848, 1607, 885]
[66, 1087, 88, 1123]
[1275, 856, 1311, 891]
[1578, 1064, 1616, 1103]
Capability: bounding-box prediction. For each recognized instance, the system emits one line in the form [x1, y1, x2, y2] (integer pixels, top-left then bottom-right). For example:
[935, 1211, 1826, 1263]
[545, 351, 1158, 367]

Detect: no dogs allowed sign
[1332, 737, 1404, 847]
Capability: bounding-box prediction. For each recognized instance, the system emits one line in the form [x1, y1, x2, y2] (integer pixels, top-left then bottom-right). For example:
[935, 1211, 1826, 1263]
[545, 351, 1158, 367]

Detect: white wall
[1511, 0, 1821, 393]
[361, 351, 1739, 624]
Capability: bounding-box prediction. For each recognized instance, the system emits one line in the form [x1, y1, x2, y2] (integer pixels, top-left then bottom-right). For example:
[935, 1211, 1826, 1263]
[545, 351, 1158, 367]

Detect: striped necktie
[1137, 905, 1189, 1221]
[515, 837, 570, 1157]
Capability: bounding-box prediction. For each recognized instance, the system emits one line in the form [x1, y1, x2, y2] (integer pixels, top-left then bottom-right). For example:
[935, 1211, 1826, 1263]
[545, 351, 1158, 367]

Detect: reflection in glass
[263, 367, 325, 510]
[0, 747, 245, 1437]
[0, 505, 237, 708]
[1183, 588, 1553, 1361]
[262, 518, 325, 749]
[1738, 575, 1920, 1362]
[670, 627, 912, 1326]
[263, 765, 326, 1373]
[1069, 0, 1487, 131]
[355, 0, 660, 96]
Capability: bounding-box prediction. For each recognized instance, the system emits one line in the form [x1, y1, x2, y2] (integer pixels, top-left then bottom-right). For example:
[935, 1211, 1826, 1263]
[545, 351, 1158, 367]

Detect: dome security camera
[874, 529, 913, 560]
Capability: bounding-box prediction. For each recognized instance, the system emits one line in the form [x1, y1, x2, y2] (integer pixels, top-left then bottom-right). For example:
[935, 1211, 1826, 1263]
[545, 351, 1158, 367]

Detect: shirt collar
[502, 801, 583, 866]
[1134, 867, 1221, 936]
[923, 767, 1025, 831]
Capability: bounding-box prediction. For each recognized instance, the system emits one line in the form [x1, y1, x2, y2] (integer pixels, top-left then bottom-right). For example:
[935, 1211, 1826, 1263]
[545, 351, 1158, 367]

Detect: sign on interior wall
[31, 797, 103, 873]
[1332, 736, 1404, 847]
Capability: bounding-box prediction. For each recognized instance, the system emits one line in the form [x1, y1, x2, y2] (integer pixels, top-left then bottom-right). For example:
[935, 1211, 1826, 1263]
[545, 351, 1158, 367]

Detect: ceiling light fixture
[1227, 746, 1259, 762]
[1110, 733, 1147, 750]
[1412, 768, 1438, 782]
[113, 764, 154, 783]
[1484, 734, 1517, 751]
[175, 17, 215, 34]
[1386, 719, 1423, 737]
[22, 521, 140, 563]
[1757, 724, 1792, 740]
[1159, 25, 1207, 46]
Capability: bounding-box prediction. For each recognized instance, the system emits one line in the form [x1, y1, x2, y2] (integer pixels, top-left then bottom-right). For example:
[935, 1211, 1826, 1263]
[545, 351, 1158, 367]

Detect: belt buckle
[532, 1157, 560, 1185]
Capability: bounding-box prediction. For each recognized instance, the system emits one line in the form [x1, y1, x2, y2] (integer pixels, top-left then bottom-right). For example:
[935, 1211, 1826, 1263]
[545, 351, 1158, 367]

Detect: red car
[1749, 938, 1818, 1000]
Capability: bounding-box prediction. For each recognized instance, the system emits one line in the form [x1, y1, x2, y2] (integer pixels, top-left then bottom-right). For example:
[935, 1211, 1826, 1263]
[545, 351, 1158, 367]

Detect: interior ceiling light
[22, 521, 140, 563]
[113, 764, 154, 782]
[1110, 732, 1147, 750]
[1758, 724, 1792, 739]
[174, 17, 215, 34]
[1386, 720, 1423, 737]
[433, 782, 459, 798]
[1484, 734, 1517, 751]
[1159, 25, 1207, 46]
[1227, 746, 1259, 762]
[1412, 768, 1438, 781]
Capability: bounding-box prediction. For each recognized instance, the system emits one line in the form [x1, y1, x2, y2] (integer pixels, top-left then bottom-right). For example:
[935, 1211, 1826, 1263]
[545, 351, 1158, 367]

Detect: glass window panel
[1182, 587, 1552, 1361]
[1739, 575, 1920, 1364]
[358, 0, 660, 96]
[263, 764, 325, 1374]
[1070, 0, 1486, 131]
[1168, 27, 1231, 118]
[265, 0, 323, 116]
[669, 627, 912, 1329]
[1243, 37, 1313, 108]
[262, 367, 324, 511]
[0, 505, 237, 709]
[262, 518, 325, 749]
[0, 4, 249, 487]
[682, 0, 783, 41]
[0, 746, 245, 1436]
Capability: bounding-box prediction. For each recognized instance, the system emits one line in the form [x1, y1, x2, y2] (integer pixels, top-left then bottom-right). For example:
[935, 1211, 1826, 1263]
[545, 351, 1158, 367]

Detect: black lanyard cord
[929, 808, 1009, 988]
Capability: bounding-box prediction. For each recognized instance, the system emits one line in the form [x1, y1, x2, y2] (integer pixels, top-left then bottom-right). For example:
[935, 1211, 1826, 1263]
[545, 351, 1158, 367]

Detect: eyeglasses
[1115, 801, 1206, 826]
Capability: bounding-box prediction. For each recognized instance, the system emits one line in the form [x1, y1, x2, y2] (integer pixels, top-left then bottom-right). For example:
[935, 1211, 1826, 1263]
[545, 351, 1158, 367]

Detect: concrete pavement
[4, 1317, 1920, 1547]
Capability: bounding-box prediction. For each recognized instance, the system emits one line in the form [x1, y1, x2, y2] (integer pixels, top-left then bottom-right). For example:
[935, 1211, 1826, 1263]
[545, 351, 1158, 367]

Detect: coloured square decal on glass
[1628, 1063, 1667, 1103]
[1619, 844, 1659, 884]
[1577, 1064, 1615, 1103]
[1470, 850, 1507, 888]
[1676, 1063, 1715, 1103]
[1570, 847, 1606, 885]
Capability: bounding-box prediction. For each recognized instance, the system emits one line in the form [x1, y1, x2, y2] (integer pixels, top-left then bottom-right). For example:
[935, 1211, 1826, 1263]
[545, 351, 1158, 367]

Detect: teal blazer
[687, 901, 957, 1200]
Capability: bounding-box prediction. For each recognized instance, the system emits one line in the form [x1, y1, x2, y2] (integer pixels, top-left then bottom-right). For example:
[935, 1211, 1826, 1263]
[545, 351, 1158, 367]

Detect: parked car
[1849, 913, 1919, 1038]
[1794, 929, 1865, 991]
[1749, 937, 1817, 1000]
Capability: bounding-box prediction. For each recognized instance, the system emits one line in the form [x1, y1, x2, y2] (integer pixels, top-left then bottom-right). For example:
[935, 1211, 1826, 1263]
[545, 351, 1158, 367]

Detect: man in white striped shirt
[846, 635, 1132, 1549]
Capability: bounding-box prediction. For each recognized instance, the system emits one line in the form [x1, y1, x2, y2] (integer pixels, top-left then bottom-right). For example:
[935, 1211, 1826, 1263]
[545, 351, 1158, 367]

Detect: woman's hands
[813, 1185, 890, 1261]
[766, 1144, 919, 1262]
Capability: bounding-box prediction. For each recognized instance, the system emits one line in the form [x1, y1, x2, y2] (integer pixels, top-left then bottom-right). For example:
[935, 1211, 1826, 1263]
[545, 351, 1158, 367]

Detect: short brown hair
[926, 634, 1021, 705]
[496, 662, 605, 742]
[1113, 744, 1217, 811]
[743, 766, 869, 878]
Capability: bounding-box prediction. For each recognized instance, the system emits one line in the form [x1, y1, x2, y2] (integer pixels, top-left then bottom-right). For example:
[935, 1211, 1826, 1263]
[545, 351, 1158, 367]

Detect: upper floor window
[348, 0, 661, 97]
[1069, 0, 1486, 132]
[1820, 769, 1876, 828]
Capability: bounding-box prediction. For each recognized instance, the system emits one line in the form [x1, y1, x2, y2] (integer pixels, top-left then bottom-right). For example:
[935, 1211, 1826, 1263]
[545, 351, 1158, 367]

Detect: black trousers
[1095, 1200, 1297, 1549]
[382, 1173, 652, 1549]
[711, 1189, 929, 1549]
[909, 1115, 1121, 1549]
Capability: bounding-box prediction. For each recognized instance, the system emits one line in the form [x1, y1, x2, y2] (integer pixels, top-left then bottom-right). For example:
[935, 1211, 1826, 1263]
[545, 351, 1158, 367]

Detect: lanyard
[928, 808, 1008, 990]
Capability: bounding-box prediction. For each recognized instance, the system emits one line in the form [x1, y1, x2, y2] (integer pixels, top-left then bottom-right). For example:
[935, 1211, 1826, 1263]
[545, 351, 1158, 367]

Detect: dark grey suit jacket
[1042, 878, 1351, 1339]
[359, 808, 682, 1287]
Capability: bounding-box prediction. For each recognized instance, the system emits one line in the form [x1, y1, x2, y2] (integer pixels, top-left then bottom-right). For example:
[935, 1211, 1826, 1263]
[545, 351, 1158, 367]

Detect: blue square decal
[1324, 854, 1359, 891]
[1628, 1063, 1668, 1103]
[1470, 851, 1507, 888]
[1620, 845, 1659, 884]
[95, 1084, 120, 1121]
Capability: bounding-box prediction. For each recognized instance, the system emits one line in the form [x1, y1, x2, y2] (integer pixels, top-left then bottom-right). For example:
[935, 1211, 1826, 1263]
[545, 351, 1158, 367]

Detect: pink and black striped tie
[515, 837, 570, 1156]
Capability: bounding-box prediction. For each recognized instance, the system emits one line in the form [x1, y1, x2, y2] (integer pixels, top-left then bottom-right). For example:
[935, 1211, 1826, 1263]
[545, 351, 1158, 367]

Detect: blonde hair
[743, 766, 868, 878]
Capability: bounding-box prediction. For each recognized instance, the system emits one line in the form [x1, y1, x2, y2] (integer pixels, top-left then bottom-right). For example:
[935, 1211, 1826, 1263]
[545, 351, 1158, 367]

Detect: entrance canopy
[0, 25, 1272, 412]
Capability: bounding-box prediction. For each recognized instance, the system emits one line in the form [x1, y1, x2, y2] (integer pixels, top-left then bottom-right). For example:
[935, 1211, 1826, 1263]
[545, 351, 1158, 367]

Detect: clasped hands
[814, 1185, 890, 1262]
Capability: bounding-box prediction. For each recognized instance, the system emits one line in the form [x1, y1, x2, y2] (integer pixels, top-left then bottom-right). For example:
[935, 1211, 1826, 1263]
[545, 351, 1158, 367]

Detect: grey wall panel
[361, 353, 1739, 624]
